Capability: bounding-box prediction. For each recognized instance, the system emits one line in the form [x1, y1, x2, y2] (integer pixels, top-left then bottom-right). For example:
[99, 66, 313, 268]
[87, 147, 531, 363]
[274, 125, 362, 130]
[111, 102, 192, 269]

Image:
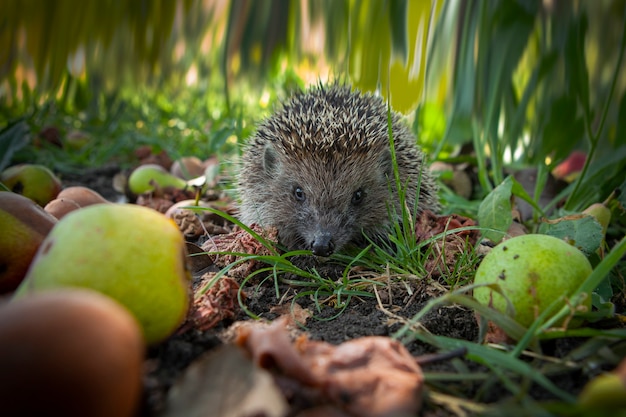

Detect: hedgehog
[237, 84, 440, 257]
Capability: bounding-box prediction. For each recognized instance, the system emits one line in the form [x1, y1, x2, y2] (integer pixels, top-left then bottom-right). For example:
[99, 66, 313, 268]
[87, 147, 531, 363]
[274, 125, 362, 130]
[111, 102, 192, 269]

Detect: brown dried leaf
[235, 318, 424, 417]
[270, 303, 312, 327]
[198, 204, 237, 235]
[134, 146, 173, 170]
[171, 208, 204, 238]
[184, 242, 213, 274]
[179, 275, 241, 332]
[165, 199, 236, 239]
[134, 195, 175, 213]
[162, 344, 288, 417]
[201, 224, 279, 280]
[415, 210, 480, 278]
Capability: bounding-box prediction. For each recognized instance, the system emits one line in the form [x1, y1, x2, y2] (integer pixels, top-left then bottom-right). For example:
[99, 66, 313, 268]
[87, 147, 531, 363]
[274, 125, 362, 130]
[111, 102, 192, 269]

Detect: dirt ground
[61, 164, 600, 417]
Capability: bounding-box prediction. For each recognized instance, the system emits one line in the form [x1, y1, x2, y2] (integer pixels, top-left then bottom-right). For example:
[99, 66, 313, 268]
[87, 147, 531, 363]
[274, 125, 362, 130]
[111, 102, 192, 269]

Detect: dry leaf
[235, 318, 424, 417]
[179, 276, 241, 332]
[201, 224, 279, 279]
[162, 344, 288, 417]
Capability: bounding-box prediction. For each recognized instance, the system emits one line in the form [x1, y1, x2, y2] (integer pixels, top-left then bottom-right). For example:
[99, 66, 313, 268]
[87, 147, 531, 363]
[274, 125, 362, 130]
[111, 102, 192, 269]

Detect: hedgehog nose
[311, 232, 335, 257]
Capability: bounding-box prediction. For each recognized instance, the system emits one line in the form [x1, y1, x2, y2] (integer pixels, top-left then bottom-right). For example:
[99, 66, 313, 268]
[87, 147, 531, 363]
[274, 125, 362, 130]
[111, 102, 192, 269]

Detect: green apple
[1, 164, 62, 206]
[473, 234, 592, 328]
[15, 203, 191, 344]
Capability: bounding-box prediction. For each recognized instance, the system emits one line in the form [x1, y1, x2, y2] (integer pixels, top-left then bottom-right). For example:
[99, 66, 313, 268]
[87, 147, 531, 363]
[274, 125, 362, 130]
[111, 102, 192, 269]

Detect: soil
[61, 164, 607, 417]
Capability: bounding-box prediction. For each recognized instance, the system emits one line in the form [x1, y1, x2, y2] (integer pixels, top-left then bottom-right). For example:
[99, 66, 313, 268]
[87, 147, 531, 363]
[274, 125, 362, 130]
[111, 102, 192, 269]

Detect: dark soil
[139, 279, 481, 415]
[65, 164, 601, 417]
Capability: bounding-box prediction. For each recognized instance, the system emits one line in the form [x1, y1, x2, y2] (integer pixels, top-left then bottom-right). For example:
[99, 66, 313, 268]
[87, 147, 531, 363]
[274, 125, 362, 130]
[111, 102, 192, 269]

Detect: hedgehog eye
[351, 188, 365, 205]
[293, 186, 306, 202]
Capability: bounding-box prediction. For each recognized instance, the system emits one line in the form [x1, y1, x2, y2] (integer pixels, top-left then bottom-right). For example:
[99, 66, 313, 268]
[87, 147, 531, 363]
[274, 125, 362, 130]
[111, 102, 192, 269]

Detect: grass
[1, 79, 269, 174]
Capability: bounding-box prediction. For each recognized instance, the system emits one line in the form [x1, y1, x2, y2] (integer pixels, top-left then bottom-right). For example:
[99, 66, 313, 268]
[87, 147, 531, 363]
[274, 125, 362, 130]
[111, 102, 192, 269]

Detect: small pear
[15, 204, 191, 345]
[1, 164, 62, 206]
[474, 234, 592, 330]
[128, 164, 188, 194]
[65, 130, 92, 150]
[579, 371, 626, 409]
[582, 202, 611, 235]
[0, 192, 57, 293]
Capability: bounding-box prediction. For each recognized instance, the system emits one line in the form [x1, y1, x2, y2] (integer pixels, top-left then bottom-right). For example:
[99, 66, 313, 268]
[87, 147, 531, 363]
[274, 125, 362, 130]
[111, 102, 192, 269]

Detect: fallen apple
[473, 234, 592, 328]
[15, 203, 192, 344]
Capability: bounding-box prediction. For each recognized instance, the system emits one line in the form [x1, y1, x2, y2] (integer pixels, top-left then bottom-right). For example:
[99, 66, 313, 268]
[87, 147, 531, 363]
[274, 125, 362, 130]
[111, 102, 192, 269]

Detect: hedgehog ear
[263, 143, 281, 177]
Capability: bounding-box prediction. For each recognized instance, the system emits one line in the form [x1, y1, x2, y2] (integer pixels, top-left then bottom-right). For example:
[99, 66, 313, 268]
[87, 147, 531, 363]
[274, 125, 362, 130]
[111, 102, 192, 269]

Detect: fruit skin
[552, 151, 586, 182]
[128, 164, 187, 194]
[0, 192, 57, 293]
[579, 357, 626, 410]
[65, 130, 92, 150]
[0, 164, 62, 206]
[15, 203, 191, 345]
[0, 289, 144, 417]
[578, 373, 626, 409]
[171, 156, 206, 180]
[473, 234, 592, 328]
[44, 186, 110, 219]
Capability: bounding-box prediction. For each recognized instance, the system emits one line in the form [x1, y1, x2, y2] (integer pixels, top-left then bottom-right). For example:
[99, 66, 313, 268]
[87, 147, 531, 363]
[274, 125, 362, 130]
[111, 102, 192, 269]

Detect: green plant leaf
[565, 13, 590, 120]
[442, 1, 477, 147]
[411, 333, 576, 403]
[388, 0, 408, 63]
[510, 174, 545, 216]
[615, 90, 626, 148]
[538, 94, 585, 164]
[591, 283, 613, 311]
[478, 176, 514, 243]
[538, 215, 603, 256]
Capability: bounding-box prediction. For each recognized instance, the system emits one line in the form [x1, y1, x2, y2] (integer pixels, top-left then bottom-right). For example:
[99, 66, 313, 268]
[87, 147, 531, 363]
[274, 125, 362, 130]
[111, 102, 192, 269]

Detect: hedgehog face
[265, 143, 394, 256]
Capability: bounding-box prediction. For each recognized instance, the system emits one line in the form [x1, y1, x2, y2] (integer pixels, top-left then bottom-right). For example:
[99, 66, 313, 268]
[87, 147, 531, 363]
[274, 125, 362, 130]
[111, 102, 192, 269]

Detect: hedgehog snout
[310, 230, 335, 257]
